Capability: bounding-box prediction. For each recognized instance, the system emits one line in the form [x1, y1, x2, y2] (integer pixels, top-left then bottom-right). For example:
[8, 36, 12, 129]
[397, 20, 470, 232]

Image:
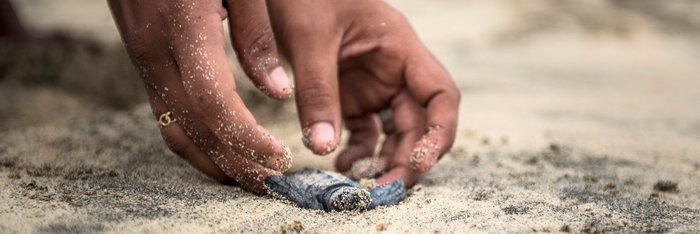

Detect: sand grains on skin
[2, 0, 700, 232]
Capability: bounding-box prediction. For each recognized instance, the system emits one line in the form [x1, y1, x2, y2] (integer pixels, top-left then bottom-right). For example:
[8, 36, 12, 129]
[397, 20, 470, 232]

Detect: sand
[1, 0, 700, 232]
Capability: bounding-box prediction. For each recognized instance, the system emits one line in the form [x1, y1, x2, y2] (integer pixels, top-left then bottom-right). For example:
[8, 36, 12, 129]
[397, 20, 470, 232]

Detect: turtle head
[320, 184, 372, 212]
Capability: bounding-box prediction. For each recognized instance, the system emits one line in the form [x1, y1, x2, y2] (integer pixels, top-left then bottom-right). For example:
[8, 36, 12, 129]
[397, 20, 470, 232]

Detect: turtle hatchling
[265, 168, 407, 212]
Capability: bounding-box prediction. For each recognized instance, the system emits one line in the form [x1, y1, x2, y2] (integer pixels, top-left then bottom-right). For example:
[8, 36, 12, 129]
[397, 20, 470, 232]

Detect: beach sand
[1, 0, 699, 232]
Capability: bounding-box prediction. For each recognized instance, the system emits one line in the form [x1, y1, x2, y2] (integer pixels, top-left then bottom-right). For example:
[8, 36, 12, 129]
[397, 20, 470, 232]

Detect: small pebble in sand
[560, 225, 571, 232]
[500, 136, 509, 145]
[281, 220, 304, 234]
[0, 158, 16, 168]
[449, 146, 467, 158]
[7, 172, 21, 179]
[470, 153, 480, 166]
[648, 192, 664, 203]
[653, 180, 679, 193]
[549, 143, 561, 154]
[480, 137, 490, 145]
[376, 222, 391, 231]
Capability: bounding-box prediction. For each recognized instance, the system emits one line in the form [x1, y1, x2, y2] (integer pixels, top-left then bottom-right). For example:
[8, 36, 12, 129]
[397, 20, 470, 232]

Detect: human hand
[107, 0, 294, 194]
[266, 0, 460, 186]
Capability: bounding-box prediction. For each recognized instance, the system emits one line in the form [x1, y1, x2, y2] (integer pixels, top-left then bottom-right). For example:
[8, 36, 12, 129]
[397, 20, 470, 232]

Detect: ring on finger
[159, 111, 177, 127]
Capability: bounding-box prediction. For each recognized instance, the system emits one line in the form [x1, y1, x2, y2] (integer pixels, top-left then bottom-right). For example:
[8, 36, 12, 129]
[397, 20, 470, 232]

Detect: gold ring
[159, 111, 176, 127]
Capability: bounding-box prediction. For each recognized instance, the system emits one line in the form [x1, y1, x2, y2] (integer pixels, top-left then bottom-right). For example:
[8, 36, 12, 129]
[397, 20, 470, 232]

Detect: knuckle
[239, 25, 278, 78]
[201, 131, 219, 147]
[245, 26, 276, 60]
[296, 78, 334, 110]
[377, 38, 405, 61]
[192, 129, 219, 151]
[192, 92, 219, 115]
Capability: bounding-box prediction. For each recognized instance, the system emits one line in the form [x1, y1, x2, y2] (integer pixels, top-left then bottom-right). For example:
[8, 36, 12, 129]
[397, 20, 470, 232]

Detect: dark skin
[5, 0, 460, 194]
[107, 0, 293, 194]
[265, 0, 460, 186]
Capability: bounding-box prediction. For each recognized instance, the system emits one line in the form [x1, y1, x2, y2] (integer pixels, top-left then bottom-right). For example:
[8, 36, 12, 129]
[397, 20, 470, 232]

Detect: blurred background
[1, 1, 699, 232]
[1, 0, 699, 170]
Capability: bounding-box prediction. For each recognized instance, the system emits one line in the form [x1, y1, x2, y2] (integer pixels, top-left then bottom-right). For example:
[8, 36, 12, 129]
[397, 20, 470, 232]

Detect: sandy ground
[1, 0, 700, 232]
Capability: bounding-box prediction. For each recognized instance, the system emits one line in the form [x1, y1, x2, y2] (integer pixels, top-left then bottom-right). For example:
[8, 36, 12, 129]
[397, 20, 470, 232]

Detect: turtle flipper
[368, 179, 407, 209]
[264, 175, 324, 210]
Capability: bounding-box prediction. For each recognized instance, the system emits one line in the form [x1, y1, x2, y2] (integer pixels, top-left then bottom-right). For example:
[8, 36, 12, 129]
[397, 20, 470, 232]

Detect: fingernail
[269, 66, 291, 94]
[310, 122, 336, 154]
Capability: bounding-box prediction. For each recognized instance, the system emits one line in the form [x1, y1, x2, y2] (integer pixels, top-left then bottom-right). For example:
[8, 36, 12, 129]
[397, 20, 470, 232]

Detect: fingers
[335, 114, 380, 172]
[160, 122, 236, 184]
[110, 1, 289, 193]
[405, 50, 460, 173]
[225, 0, 292, 99]
[161, 116, 279, 194]
[147, 78, 280, 193]
[409, 126, 447, 173]
[148, 80, 279, 194]
[205, 135, 281, 194]
[167, 6, 291, 171]
[270, 15, 343, 155]
[376, 91, 425, 187]
[142, 84, 235, 184]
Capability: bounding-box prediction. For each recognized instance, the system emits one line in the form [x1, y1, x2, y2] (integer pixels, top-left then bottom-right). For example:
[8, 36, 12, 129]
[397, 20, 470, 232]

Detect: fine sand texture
[2, 0, 700, 232]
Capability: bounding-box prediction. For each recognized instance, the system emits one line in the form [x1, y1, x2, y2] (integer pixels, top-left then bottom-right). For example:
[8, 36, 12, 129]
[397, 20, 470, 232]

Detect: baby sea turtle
[265, 168, 406, 212]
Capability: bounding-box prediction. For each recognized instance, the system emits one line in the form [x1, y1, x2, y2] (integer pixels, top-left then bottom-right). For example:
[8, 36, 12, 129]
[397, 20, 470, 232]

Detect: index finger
[167, 3, 291, 171]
